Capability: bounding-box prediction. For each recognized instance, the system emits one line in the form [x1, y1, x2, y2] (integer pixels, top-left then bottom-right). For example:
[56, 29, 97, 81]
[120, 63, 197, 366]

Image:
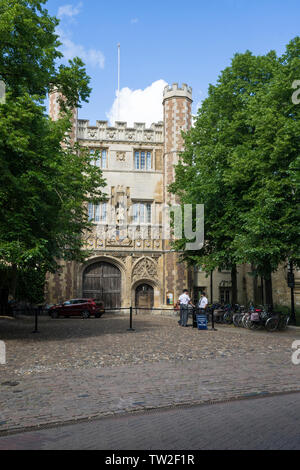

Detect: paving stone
[0, 314, 299, 433]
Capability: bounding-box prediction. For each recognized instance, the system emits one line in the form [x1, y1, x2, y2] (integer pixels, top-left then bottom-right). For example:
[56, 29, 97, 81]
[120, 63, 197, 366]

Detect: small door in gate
[135, 284, 154, 309]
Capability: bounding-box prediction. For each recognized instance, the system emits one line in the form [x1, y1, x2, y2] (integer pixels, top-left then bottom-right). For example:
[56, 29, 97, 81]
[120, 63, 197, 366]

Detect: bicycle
[265, 312, 290, 332]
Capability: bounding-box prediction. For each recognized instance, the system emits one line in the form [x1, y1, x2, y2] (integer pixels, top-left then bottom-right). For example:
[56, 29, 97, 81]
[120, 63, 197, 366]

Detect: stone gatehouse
[46, 83, 193, 309]
[46, 83, 299, 310]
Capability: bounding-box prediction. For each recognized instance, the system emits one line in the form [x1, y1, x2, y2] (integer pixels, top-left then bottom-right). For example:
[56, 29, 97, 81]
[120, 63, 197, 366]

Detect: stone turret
[163, 83, 192, 202]
[49, 90, 78, 145]
[162, 83, 193, 302]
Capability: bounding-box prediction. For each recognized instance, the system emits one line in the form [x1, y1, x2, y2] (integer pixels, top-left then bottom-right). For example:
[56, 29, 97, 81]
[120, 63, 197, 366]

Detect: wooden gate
[83, 262, 121, 309]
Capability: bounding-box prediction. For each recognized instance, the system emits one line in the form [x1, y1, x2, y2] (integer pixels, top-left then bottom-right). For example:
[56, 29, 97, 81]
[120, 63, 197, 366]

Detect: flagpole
[117, 43, 120, 121]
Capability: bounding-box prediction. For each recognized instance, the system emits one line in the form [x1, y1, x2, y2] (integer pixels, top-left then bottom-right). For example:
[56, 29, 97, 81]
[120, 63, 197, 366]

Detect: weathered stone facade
[46, 83, 193, 308]
[47, 83, 298, 311]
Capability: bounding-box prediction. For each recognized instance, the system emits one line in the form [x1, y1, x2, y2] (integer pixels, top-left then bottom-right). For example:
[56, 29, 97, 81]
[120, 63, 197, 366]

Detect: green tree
[170, 38, 300, 306]
[0, 0, 106, 305]
[227, 38, 300, 304]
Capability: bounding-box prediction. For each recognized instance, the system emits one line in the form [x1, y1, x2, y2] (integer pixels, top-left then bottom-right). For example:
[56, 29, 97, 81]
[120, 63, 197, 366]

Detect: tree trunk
[251, 263, 259, 304]
[10, 264, 18, 299]
[261, 277, 264, 305]
[264, 275, 273, 310]
[231, 264, 237, 306]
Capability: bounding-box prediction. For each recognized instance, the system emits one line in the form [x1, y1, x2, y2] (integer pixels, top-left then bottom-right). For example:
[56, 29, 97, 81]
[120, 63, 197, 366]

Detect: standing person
[178, 289, 194, 327]
[198, 292, 208, 313]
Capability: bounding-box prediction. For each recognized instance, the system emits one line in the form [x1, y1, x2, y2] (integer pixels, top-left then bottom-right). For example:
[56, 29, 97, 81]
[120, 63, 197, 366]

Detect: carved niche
[132, 257, 158, 284]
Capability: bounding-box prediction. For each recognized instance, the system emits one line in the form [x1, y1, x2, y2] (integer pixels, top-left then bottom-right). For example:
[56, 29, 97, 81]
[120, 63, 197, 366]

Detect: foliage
[170, 38, 300, 295]
[0, 0, 106, 302]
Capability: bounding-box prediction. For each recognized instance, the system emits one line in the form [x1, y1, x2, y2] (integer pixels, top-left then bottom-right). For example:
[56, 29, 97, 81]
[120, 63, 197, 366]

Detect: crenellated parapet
[77, 120, 164, 143]
[163, 83, 192, 102]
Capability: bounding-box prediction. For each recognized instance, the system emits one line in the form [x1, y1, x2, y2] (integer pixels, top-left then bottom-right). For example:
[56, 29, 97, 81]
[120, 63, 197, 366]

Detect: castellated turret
[163, 83, 193, 200]
[49, 89, 78, 145]
[163, 83, 192, 102]
[162, 83, 193, 303]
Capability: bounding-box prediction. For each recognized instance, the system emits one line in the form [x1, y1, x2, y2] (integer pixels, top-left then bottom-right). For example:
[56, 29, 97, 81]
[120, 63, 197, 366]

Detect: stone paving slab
[0, 314, 299, 433]
[0, 392, 299, 450]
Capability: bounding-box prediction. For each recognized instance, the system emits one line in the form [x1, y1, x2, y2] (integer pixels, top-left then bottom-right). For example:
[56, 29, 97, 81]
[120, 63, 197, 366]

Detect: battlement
[163, 83, 192, 101]
[77, 119, 164, 143]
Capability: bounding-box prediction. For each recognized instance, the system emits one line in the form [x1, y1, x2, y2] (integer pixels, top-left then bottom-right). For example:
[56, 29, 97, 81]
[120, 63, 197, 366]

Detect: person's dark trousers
[179, 304, 184, 325]
[181, 305, 189, 326]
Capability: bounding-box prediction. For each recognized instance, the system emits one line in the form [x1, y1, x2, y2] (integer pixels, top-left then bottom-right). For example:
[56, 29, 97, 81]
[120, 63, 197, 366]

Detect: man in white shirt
[198, 292, 208, 312]
[178, 289, 194, 327]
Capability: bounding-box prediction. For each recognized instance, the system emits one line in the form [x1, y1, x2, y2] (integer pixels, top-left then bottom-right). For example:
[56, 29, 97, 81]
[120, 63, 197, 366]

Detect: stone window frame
[88, 202, 107, 223]
[90, 148, 107, 169]
[134, 149, 152, 171]
[131, 200, 153, 225]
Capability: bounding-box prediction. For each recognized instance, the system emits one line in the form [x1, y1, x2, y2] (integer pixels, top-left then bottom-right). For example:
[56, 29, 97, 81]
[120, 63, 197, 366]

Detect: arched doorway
[83, 261, 121, 309]
[135, 284, 154, 309]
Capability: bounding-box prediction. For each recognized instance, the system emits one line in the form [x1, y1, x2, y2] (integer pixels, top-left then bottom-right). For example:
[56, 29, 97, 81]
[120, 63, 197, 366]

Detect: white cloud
[131, 18, 139, 24]
[57, 27, 105, 69]
[58, 2, 82, 19]
[56, 3, 105, 69]
[107, 79, 167, 127]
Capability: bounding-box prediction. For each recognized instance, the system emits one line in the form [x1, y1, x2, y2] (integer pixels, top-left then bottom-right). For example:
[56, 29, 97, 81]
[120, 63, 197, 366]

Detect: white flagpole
[117, 43, 120, 121]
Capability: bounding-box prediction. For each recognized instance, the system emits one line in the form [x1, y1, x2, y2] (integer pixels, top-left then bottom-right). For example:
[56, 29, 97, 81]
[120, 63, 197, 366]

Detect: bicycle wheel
[278, 315, 289, 330]
[233, 314, 240, 327]
[265, 317, 279, 332]
[245, 317, 253, 329]
[223, 312, 233, 324]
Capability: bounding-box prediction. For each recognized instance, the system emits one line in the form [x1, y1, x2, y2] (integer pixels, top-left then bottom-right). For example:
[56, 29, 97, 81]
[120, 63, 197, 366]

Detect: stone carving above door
[132, 257, 158, 284]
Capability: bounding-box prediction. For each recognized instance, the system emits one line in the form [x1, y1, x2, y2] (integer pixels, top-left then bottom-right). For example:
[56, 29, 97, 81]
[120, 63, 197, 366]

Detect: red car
[49, 298, 105, 319]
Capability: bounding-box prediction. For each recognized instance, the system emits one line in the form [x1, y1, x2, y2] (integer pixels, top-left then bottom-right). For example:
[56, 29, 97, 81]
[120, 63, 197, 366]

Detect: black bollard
[211, 307, 217, 331]
[127, 306, 135, 332]
[193, 307, 198, 329]
[32, 307, 39, 334]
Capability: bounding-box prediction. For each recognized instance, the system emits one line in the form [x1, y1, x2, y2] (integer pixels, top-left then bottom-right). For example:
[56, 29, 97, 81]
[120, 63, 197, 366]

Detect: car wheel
[81, 310, 90, 319]
[51, 310, 59, 319]
[95, 313, 103, 318]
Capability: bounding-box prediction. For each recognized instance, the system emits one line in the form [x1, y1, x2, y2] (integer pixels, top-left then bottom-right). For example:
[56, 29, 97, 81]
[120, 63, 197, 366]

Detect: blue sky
[47, 0, 300, 126]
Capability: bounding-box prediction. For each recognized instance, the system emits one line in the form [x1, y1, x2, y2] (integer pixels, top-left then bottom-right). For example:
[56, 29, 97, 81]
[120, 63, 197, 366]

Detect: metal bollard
[32, 307, 39, 334]
[127, 306, 135, 332]
[211, 307, 217, 331]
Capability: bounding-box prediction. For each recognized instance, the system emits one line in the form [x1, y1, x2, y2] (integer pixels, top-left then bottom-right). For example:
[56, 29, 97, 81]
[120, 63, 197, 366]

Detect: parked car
[49, 298, 105, 319]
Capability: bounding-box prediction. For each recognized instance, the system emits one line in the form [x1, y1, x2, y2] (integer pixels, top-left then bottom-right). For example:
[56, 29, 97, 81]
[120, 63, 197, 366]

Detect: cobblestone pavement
[0, 314, 299, 433]
[0, 392, 299, 449]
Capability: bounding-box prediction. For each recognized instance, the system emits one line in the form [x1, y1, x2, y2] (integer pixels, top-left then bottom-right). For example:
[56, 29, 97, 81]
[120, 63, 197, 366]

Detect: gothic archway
[83, 261, 121, 309]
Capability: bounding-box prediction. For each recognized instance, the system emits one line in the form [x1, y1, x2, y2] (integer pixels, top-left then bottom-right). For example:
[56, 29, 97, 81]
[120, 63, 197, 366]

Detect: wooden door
[135, 284, 154, 309]
[83, 262, 121, 309]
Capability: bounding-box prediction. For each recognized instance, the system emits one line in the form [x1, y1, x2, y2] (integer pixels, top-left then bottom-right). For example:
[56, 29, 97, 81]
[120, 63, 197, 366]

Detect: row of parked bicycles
[208, 303, 290, 332]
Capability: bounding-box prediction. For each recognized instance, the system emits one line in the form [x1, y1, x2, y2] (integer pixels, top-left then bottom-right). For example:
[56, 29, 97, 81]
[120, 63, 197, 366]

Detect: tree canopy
[0, 0, 106, 303]
[170, 37, 300, 304]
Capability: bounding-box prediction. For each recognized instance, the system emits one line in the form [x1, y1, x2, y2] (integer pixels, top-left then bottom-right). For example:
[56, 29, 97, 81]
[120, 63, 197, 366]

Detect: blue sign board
[196, 314, 208, 330]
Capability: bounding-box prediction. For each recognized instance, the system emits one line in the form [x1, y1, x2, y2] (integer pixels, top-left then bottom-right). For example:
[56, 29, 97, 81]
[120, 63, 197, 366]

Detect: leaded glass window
[134, 151, 152, 170]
